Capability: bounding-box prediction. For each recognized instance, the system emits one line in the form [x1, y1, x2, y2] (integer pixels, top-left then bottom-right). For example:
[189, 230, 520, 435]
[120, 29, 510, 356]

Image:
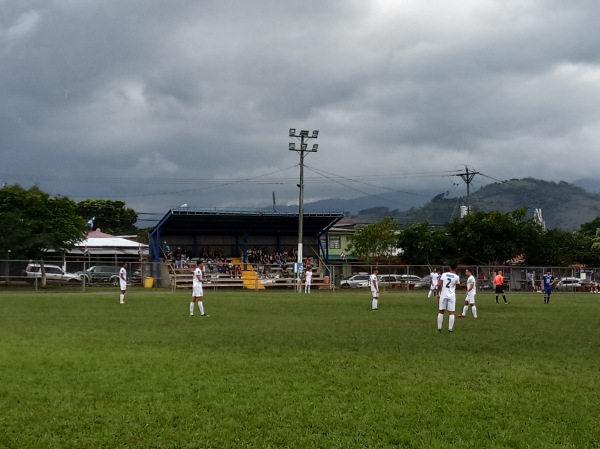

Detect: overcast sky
[2, 0, 600, 225]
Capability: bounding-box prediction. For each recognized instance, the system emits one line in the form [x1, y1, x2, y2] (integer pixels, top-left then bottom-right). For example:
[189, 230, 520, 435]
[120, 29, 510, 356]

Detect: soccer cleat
[458, 314, 465, 318]
[448, 329, 453, 332]
[436, 329, 441, 333]
[201, 314, 209, 317]
[190, 314, 194, 317]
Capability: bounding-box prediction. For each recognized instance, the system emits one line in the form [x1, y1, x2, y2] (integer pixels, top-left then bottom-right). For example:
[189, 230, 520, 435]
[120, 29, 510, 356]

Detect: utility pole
[454, 166, 480, 215]
[289, 129, 319, 290]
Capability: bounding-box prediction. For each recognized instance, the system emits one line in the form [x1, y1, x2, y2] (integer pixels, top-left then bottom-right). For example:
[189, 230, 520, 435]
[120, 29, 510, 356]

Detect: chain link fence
[1, 256, 597, 294]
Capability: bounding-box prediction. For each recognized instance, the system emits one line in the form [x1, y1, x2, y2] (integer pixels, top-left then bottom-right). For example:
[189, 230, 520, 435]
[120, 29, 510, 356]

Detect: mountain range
[278, 178, 600, 232]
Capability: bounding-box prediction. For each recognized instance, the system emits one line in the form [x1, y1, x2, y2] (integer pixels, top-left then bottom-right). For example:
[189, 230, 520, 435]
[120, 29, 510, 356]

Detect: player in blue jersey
[542, 269, 556, 304]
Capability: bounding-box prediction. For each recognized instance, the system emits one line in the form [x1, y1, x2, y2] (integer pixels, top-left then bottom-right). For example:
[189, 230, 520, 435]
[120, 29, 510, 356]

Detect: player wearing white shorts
[458, 268, 477, 318]
[427, 268, 440, 298]
[304, 267, 312, 294]
[119, 262, 128, 304]
[369, 268, 379, 310]
[190, 261, 208, 317]
[437, 264, 460, 332]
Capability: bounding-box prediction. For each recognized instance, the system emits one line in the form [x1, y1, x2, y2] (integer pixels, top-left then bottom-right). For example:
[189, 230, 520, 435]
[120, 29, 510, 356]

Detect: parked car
[415, 275, 432, 289]
[377, 274, 404, 287]
[340, 274, 370, 288]
[377, 274, 423, 288]
[77, 265, 121, 284]
[132, 270, 143, 285]
[22, 263, 81, 285]
[554, 277, 589, 291]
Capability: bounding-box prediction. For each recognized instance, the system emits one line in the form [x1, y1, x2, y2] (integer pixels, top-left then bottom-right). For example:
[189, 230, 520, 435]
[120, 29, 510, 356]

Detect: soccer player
[190, 261, 208, 317]
[427, 268, 440, 299]
[436, 264, 461, 332]
[119, 262, 128, 304]
[369, 268, 379, 310]
[458, 268, 477, 318]
[304, 266, 312, 294]
[494, 270, 509, 304]
[542, 269, 556, 304]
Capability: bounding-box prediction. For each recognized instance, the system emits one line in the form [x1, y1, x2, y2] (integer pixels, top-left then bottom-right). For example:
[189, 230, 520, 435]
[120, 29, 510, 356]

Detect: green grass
[1, 289, 599, 448]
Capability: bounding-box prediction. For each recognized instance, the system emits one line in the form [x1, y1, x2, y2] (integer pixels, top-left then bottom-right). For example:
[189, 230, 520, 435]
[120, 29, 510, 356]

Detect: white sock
[189, 302, 194, 315]
[372, 299, 378, 309]
[428, 290, 432, 298]
[462, 305, 468, 316]
[449, 315, 455, 331]
[119, 294, 124, 303]
[437, 313, 443, 330]
[198, 302, 205, 315]
[472, 306, 477, 318]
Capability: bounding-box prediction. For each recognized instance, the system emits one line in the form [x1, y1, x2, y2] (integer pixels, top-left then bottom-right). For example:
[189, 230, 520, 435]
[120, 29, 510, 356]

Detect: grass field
[1, 288, 599, 448]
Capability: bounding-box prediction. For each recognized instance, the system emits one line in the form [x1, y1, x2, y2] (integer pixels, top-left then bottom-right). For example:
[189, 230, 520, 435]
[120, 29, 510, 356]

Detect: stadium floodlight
[287, 127, 320, 292]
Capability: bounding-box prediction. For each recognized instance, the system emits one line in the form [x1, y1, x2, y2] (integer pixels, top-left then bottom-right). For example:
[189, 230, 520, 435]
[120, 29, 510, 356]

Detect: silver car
[340, 274, 370, 288]
[554, 277, 589, 291]
[23, 263, 81, 285]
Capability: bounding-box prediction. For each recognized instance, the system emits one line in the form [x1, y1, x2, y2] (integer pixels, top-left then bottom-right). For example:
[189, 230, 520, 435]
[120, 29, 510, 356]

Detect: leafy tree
[578, 217, 600, 237]
[0, 183, 87, 262]
[397, 222, 453, 265]
[346, 217, 399, 265]
[77, 199, 138, 235]
[444, 210, 523, 265]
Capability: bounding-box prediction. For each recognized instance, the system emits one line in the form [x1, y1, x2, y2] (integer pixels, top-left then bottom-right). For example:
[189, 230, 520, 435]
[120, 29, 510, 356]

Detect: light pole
[289, 128, 319, 290]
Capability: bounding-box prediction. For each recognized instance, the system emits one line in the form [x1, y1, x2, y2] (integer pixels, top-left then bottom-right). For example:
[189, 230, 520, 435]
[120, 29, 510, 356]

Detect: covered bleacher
[149, 209, 344, 289]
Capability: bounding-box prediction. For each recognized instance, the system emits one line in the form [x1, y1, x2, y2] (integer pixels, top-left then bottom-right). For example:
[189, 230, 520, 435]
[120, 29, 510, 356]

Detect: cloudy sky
[2, 0, 600, 225]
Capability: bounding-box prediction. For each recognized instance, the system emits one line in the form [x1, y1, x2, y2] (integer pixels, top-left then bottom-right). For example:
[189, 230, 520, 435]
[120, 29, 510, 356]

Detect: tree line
[347, 210, 600, 267]
[0, 184, 139, 260]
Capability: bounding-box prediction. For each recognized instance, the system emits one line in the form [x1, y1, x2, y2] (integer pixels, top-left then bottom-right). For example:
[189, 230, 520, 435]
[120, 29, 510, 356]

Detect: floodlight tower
[289, 128, 319, 289]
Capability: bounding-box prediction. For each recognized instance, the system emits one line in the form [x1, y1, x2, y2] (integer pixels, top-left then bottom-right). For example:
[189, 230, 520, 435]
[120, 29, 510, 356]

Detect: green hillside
[354, 178, 600, 231]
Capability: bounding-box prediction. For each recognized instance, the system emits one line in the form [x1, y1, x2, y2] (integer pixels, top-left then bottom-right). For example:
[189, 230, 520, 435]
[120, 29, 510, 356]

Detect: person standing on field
[494, 270, 509, 304]
[437, 264, 461, 332]
[427, 268, 440, 298]
[190, 261, 208, 317]
[119, 262, 128, 304]
[542, 269, 556, 304]
[458, 268, 477, 318]
[370, 268, 379, 310]
[304, 266, 312, 294]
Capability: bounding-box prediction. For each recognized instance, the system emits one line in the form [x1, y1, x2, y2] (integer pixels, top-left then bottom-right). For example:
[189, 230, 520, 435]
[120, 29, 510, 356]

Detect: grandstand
[149, 208, 343, 289]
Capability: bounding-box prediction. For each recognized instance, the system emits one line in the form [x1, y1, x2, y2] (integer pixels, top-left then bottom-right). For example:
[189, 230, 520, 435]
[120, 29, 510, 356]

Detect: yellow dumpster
[144, 277, 154, 288]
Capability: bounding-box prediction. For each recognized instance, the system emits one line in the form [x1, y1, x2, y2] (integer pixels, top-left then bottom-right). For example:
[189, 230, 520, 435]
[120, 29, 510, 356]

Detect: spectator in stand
[173, 247, 182, 268]
[162, 241, 171, 260]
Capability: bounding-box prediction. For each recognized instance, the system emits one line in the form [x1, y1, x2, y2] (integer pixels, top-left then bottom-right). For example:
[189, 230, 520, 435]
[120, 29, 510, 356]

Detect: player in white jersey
[304, 267, 312, 294]
[436, 264, 460, 332]
[427, 268, 440, 298]
[190, 261, 208, 317]
[458, 268, 477, 318]
[119, 262, 128, 304]
[369, 268, 379, 310]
